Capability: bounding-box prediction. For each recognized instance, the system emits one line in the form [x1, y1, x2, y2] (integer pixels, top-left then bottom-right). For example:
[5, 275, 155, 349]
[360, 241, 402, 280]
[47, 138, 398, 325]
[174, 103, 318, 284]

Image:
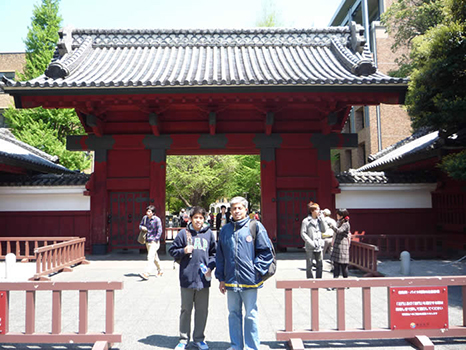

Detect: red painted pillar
[260, 148, 277, 244]
[90, 150, 108, 254]
[316, 159, 333, 211]
[150, 149, 167, 253]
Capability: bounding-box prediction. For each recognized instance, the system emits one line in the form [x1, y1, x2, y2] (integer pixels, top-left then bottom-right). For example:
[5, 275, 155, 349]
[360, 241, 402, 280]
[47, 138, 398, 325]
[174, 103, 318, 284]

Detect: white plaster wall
[0, 187, 90, 211]
[336, 184, 436, 209]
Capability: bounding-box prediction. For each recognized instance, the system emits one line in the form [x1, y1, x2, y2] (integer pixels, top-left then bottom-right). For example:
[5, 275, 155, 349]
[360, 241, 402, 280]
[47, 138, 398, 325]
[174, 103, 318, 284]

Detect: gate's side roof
[1, 23, 407, 91]
[0, 129, 74, 174]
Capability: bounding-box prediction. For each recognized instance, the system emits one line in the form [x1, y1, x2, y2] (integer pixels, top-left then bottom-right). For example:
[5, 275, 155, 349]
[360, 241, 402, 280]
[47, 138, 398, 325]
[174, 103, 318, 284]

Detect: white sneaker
[175, 342, 186, 350]
[139, 272, 149, 280]
[193, 341, 209, 350]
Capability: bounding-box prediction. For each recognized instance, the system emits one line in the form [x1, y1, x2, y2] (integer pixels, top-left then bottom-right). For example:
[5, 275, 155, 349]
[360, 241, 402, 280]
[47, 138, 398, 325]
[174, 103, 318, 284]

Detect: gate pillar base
[288, 338, 304, 350]
[407, 335, 434, 350]
[92, 243, 108, 255]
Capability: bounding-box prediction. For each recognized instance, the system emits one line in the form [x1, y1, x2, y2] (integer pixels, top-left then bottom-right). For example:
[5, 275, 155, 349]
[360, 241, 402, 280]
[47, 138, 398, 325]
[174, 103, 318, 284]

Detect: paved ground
[1, 250, 466, 350]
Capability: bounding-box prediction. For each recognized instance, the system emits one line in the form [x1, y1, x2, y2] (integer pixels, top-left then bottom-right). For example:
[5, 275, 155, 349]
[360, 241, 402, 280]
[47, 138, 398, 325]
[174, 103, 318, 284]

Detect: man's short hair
[307, 201, 320, 212]
[146, 205, 156, 213]
[221, 205, 226, 210]
[190, 206, 207, 218]
[230, 196, 248, 209]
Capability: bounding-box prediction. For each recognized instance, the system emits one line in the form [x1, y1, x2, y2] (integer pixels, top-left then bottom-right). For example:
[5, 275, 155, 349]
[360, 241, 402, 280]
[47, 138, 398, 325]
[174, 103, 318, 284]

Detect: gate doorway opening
[165, 154, 262, 234]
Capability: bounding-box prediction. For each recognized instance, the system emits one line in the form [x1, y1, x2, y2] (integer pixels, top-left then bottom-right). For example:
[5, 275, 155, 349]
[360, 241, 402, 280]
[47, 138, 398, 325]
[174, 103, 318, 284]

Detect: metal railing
[276, 276, 466, 349]
[32, 237, 88, 281]
[0, 281, 123, 347]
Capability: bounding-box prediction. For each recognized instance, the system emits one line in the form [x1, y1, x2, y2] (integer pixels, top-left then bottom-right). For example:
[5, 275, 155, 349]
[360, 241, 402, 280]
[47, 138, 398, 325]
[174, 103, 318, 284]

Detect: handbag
[137, 217, 148, 245]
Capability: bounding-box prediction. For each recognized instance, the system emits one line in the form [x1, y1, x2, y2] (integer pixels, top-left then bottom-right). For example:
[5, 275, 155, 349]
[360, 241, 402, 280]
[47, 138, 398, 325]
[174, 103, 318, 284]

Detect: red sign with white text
[389, 286, 448, 330]
[0, 291, 6, 334]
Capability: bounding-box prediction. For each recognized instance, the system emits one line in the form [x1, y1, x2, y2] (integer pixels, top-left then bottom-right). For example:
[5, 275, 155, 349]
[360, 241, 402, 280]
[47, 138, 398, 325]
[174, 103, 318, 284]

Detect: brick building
[329, 0, 412, 171]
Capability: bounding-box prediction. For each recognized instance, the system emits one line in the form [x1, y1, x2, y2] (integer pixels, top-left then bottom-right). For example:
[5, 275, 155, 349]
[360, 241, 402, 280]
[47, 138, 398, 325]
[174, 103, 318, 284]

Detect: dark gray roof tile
[1, 25, 408, 91]
[0, 173, 90, 186]
[336, 169, 437, 184]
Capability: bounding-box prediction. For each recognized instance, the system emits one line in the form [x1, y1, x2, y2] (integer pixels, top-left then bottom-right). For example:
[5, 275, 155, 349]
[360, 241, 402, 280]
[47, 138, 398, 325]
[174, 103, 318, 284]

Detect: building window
[345, 150, 352, 170]
[355, 107, 365, 132]
[358, 143, 366, 167]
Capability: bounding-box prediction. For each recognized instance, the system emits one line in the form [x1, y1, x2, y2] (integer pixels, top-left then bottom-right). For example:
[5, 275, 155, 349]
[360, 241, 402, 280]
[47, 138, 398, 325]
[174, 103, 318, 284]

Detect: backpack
[249, 219, 277, 281]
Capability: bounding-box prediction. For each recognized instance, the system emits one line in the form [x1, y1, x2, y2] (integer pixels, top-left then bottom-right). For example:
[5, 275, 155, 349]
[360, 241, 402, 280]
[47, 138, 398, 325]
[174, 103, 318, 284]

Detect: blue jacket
[215, 217, 274, 291]
[169, 223, 216, 289]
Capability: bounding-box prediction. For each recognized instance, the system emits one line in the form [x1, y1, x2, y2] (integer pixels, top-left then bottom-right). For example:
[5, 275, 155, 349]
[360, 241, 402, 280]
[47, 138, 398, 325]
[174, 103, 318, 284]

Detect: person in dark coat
[215, 205, 230, 231]
[329, 209, 351, 279]
[169, 206, 216, 350]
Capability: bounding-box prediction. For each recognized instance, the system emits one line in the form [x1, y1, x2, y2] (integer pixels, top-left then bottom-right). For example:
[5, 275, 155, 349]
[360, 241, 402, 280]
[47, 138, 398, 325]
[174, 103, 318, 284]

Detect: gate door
[277, 190, 316, 248]
[108, 191, 150, 250]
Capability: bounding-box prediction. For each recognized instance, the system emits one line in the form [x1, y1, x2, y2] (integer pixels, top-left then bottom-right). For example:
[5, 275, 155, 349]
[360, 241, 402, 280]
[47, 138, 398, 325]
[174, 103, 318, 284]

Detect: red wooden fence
[32, 237, 89, 281]
[276, 276, 466, 350]
[0, 281, 123, 348]
[0, 237, 79, 261]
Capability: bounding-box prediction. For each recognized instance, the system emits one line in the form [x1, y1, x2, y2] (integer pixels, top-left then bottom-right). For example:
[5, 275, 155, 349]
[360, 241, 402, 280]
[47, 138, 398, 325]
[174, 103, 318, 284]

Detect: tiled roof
[0, 129, 74, 174]
[357, 130, 439, 172]
[0, 173, 90, 186]
[1, 24, 407, 91]
[336, 169, 437, 184]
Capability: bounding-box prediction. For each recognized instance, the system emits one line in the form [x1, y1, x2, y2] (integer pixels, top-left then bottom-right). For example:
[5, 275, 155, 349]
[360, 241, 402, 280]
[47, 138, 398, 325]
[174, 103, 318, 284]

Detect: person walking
[169, 207, 217, 350]
[329, 209, 351, 280]
[215, 196, 274, 350]
[300, 201, 327, 279]
[139, 205, 163, 280]
[215, 205, 230, 231]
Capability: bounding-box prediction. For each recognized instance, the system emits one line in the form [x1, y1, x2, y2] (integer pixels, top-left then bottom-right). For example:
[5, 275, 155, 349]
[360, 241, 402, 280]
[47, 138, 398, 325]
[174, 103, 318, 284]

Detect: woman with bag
[328, 209, 351, 281]
[139, 205, 163, 280]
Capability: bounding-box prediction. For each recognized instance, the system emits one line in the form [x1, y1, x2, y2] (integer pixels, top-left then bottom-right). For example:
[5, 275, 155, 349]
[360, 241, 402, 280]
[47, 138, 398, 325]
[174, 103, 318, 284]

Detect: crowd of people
[137, 198, 349, 350]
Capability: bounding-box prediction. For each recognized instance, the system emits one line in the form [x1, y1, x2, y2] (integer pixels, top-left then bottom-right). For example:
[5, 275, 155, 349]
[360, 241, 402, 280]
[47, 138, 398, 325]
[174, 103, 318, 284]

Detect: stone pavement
[2, 250, 466, 350]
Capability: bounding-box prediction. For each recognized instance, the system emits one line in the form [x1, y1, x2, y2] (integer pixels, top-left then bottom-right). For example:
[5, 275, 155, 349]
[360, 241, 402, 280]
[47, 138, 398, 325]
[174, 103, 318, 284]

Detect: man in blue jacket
[215, 196, 274, 350]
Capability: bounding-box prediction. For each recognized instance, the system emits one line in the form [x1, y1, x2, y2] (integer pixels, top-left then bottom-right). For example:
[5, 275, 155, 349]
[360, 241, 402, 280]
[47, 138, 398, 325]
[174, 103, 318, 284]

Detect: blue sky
[0, 0, 342, 53]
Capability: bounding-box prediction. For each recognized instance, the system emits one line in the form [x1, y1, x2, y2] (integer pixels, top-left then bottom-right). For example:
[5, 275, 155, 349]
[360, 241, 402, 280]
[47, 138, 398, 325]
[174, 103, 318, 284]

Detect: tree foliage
[381, 0, 445, 77]
[6, 0, 90, 171]
[4, 107, 91, 171]
[17, 0, 62, 81]
[166, 155, 261, 213]
[383, 0, 466, 179]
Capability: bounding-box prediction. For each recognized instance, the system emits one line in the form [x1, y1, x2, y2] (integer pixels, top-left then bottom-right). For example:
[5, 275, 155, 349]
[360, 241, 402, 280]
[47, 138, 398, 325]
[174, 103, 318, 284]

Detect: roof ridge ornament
[46, 30, 93, 79]
[349, 21, 366, 54]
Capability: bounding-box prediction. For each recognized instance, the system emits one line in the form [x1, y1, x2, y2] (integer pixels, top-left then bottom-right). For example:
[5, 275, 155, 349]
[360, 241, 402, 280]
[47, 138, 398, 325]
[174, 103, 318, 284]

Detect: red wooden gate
[108, 191, 150, 250]
[276, 190, 316, 249]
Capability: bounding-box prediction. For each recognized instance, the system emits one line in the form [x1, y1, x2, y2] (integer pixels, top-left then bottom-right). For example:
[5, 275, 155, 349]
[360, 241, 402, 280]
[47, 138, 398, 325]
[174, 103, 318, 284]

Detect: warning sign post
[389, 286, 448, 330]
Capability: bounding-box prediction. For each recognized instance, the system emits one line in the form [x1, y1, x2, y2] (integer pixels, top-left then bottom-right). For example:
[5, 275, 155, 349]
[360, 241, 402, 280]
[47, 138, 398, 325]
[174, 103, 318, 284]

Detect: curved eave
[3, 82, 408, 98]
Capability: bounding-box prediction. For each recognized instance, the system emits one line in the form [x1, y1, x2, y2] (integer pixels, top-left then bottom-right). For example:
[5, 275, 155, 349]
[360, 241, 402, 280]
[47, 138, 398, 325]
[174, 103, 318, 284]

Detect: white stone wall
[336, 184, 436, 209]
[0, 186, 90, 211]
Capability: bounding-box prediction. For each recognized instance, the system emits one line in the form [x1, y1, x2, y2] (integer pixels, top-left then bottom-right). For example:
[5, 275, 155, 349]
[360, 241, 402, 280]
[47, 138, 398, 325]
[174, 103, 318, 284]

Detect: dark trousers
[333, 262, 348, 278]
[305, 250, 323, 279]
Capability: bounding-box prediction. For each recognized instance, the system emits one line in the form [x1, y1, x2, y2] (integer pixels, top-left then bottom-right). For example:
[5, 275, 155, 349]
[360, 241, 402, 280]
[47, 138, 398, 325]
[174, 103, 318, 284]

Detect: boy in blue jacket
[169, 206, 216, 350]
[215, 196, 274, 350]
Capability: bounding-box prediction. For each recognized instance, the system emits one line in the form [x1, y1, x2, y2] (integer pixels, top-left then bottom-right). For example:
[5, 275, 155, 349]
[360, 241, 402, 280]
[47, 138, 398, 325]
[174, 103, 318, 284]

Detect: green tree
[226, 155, 261, 210]
[6, 0, 90, 171]
[166, 155, 238, 211]
[166, 155, 262, 213]
[383, 0, 466, 179]
[17, 0, 62, 81]
[381, 0, 445, 77]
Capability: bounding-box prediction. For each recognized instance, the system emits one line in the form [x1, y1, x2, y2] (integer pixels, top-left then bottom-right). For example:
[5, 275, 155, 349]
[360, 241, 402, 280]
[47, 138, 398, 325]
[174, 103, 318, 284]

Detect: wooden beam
[85, 114, 103, 137]
[209, 112, 216, 135]
[265, 112, 274, 135]
[148, 113, 160, 136]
